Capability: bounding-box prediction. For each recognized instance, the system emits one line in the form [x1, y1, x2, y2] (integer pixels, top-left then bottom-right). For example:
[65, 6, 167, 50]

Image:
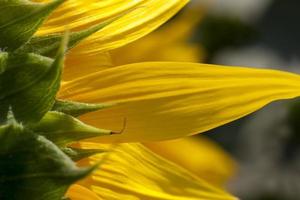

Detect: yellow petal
[144, 136, 237, 186]
[37, 0, 189, 53]
[66, 184, 102, 200]
[112, 41, 202, 65]
[110, 7, 205, 65]
[149, 43, 203, 62]
[78, 142, 237, 200]
[59, 62, 300, 142]
[63, 51, 113, 81]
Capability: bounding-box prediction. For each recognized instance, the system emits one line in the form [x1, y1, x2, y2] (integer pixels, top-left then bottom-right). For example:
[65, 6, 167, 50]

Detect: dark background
[193, 0, 300, 199]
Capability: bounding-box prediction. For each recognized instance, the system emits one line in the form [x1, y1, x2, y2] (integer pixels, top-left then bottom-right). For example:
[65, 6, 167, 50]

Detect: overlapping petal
[59, 62, 300, 142]
[63, 51, 113, 81]
[77, 142, 237, 200]
[110, 7, 205, 65]
[145, 136, 237, 186]
[36, 0, 189, 54]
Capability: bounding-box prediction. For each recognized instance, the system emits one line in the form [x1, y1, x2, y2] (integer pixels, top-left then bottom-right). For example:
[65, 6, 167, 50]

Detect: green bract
[0, 0, 65, 51]
[0, 0, 115, 199]
[0, 49, 63, 123]
[19, 20, 117, 57]
[0, 112, 95, 200]
[31, 111, 112, 147]
[52, 100, 115, 117]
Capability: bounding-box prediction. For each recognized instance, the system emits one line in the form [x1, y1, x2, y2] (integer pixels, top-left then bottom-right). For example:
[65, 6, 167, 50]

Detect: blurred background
[112, 0, 300, 199]
[191, 0, 300, 199]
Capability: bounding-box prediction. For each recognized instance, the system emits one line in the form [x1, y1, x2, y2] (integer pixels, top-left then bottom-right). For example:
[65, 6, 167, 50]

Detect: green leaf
[18, 19, 115, 57]
[31, 111, 112, 147]
[0, 0, 65, 51]
[52, 99, 114, 117]
[0, 34, 67, 123]
[0, 114, 95, 200]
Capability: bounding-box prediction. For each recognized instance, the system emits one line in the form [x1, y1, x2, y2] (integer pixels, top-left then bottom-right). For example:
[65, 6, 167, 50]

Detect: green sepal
[62, 147, 106, 162]
[30, 111, 112, 147]
[0, 112, 95, 200]
[0, 52, 53, 99]
[52, 99, 114, 117]
[0, 0, 65, 51]
[18, 19, 115, 57]
[0, 35, 67, 123]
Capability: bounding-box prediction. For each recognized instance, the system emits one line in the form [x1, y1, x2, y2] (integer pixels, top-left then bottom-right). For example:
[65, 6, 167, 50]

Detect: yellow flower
[36, 0, 300, 199]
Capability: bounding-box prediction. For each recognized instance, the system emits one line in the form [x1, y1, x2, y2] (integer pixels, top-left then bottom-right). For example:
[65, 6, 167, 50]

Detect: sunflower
[2, 0, 300, 200]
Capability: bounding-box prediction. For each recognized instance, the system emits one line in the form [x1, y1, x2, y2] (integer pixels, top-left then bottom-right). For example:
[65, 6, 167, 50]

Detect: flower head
[2, 0, 300, 199]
